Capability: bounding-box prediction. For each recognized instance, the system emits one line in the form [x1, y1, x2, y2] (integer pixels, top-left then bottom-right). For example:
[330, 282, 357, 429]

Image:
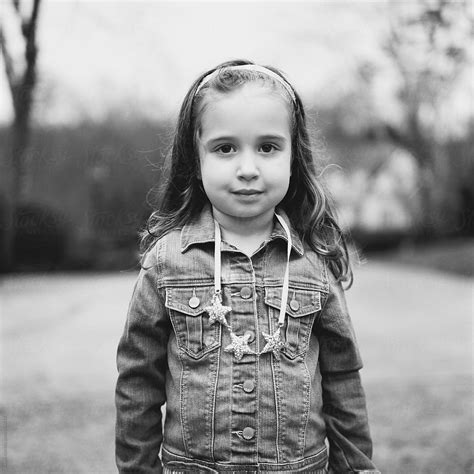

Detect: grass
[368, 377, 473, 473]
[6, 393, 115, 474]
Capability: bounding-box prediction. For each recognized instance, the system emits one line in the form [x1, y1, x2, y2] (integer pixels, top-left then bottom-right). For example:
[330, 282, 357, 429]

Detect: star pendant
[261, 328, 287, 359]
[224, 332, 254, 361]
[204, 293, 232, 327]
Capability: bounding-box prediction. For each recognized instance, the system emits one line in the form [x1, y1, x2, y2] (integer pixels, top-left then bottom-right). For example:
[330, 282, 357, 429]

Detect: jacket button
[289, 299, 300, 311]
[240, 286, 252, 299]
[242, 427, 255, 440]
[244, 330, 255, 343]
[188, 296, 200, 308]
[243, 380, 255, 393]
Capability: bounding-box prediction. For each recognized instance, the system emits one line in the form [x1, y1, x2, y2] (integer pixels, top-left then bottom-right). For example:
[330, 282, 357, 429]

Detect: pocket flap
[165, 287, 214, 316]
[265, 287, 321, 317]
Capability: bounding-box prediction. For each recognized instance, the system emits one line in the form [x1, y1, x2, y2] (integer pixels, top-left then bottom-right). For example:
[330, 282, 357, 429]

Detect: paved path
[2, 263, 472, 473]
[346, 261, 472, 383]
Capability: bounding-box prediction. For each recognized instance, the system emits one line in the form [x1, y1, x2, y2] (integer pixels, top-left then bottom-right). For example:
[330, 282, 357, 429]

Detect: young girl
[115, 60, 380, 474]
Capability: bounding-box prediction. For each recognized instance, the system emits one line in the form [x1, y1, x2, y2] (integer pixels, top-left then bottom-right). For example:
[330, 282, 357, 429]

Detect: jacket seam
[301, 359, 311, 456]
[210, 325, 221, 462]
[179, 361, 190, 456]
[270, 349, 281, 463]
[329, 436, 353, 472]
[252, 266, 262, 464]
[162, 444, 328, 469]
[319, 259, 331, 319]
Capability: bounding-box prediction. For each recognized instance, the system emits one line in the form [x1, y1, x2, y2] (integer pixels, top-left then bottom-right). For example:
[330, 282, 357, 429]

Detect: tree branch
[0, 25, 20, 107]
[22, 0, 41, 39]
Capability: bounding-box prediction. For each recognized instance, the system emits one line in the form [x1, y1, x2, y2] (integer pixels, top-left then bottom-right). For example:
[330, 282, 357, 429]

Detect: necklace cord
[214, 220, 222, 294]
[274, 213, 292, 327]
[213, 214, 291, 325]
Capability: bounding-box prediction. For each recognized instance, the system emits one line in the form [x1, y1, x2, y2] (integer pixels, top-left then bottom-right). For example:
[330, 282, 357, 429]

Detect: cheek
[199, 157, 222, 190]
[279, 160, 292, 196]
[198, 151, 222, 184]
[267, 161, 291, 197]
[280, 156, 292, 184]
[283, 170, 292, 193]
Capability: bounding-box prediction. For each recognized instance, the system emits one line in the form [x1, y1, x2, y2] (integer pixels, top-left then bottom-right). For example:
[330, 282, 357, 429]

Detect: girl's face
[197, 83, 292, 229]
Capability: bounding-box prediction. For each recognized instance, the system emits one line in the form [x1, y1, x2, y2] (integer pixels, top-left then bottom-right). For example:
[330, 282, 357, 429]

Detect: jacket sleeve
[317, 266, 380, 474]
[115, 244, 171, 473]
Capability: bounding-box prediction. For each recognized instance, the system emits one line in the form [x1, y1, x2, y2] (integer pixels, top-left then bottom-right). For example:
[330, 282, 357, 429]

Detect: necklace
[204, 213, 292, 361]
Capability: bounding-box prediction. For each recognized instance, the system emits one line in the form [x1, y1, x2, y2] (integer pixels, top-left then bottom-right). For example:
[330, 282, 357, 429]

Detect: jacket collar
[180, 203, 304, 256]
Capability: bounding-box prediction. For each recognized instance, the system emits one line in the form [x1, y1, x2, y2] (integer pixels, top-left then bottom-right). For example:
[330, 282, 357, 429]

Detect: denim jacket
[115, 204, 380, 473]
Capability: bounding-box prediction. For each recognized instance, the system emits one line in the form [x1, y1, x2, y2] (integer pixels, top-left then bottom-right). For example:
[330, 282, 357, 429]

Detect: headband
[195, 64, 296, 104]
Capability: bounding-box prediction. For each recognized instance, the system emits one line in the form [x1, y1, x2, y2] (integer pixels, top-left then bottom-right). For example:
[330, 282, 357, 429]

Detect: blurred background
[1, 1, 473, 473]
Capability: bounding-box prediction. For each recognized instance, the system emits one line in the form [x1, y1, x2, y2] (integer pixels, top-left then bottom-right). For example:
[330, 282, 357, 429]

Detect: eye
[215, 144, 236, 154]
[259, 143, 278, 154]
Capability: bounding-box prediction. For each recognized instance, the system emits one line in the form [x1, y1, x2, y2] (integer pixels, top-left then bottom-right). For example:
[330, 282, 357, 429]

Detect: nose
[236, 151, 259, 181]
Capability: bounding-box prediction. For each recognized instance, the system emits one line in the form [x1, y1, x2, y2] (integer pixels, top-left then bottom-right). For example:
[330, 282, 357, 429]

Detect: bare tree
[0, 0, 42, 272]
[383, 0, 473, 236]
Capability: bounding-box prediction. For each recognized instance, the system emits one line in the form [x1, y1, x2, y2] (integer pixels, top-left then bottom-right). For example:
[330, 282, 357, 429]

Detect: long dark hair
[140, 59, 353, 286]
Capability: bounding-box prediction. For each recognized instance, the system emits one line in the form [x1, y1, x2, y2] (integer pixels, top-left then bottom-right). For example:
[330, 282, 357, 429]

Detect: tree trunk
[0, 0, 41, 272]
[0, 134, 15, 273]
[0, 113, 30, 272]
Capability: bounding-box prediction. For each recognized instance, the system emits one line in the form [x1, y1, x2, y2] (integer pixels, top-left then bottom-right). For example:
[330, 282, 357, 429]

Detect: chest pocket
[165, 286, 221, 359]
[265, 287, 322, 359]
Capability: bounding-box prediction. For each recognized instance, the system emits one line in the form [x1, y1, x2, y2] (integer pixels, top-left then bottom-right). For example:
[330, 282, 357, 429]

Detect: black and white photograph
[1, 1, 472, 473]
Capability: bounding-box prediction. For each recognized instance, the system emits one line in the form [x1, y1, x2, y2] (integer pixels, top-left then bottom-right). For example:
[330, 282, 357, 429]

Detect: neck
[212, 208, 275, 256]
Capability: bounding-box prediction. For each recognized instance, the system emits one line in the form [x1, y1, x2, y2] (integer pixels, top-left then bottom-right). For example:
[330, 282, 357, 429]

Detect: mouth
[232, 189, 263, 196]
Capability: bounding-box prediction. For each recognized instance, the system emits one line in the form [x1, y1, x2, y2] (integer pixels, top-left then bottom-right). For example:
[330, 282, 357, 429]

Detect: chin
[232, 208, 273, 220]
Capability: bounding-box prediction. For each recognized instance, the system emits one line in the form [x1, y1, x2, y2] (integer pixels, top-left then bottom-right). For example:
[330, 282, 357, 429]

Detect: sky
[0, 1, 389, 123]
[0, 0, 471, 134]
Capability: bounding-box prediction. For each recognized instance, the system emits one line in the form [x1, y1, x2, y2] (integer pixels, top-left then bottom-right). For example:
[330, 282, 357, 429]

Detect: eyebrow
[259, 134, 288, 142]
[204, 134, 288, 146]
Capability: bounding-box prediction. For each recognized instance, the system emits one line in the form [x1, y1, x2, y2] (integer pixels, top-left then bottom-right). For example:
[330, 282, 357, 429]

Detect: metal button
[289, 299, 300, 311]
[204, 336, 215, 346]
[243, 380, 255, 393]
[240, 286, 252, 299]
[242, 427, 255, 440]
[244, 330, 255, 343]
[188, 296, 200, 308]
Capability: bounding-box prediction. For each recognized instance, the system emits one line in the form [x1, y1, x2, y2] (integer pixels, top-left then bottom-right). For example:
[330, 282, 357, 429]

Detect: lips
[232, 189, 263, 195]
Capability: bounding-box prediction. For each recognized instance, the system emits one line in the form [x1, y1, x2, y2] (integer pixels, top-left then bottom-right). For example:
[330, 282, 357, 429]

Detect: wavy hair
[139, 59, 353, 286]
